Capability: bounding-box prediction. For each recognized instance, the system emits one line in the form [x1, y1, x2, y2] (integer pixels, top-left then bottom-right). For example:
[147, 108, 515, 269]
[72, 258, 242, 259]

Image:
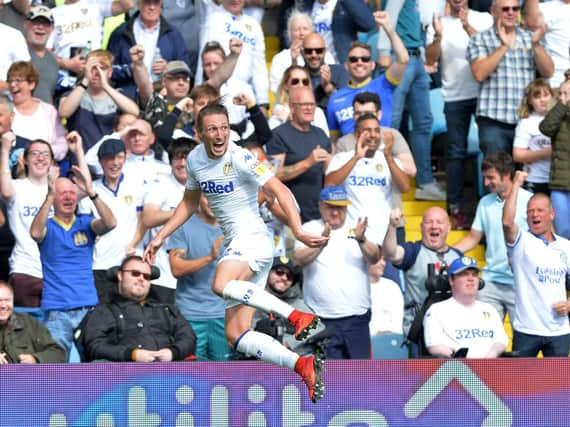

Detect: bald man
[382, 206, 462, 356]
[301, 33, 349, 110]
[122, 119, 172, 189]
[30, 163, 116, 359]
[503, 171, 570, 357]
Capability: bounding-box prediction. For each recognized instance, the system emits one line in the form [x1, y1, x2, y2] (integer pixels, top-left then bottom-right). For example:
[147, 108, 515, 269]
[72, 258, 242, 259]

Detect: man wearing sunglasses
[467, 0, 553, 155]
[300, 32, 349, 110]
[326, 12, 408, 148]
[79, 255, 197, 362]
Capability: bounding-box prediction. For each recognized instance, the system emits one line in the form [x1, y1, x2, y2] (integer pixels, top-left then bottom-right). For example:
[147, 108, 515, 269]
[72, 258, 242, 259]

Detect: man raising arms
[145, 104, 328, 403]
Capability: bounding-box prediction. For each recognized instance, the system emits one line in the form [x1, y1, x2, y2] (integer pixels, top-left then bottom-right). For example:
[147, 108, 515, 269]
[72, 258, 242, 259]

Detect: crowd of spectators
[1, 0, 570, 365]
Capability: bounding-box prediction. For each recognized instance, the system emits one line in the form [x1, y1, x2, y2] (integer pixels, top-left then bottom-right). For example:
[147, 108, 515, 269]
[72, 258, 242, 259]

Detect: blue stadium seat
[371, 333, 408, 359]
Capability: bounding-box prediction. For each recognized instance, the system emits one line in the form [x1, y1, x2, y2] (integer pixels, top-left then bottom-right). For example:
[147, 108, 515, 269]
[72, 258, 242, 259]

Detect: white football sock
[223, 280, 294, 319]
[235, 329, 298, 370]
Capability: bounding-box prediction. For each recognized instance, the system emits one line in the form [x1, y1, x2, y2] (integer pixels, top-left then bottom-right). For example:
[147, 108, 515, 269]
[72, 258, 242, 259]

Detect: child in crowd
[512, 78, 553, 194]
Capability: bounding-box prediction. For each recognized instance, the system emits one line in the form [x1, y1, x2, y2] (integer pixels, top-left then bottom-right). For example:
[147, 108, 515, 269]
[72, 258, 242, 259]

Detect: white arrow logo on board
[404, 360, 513, 427]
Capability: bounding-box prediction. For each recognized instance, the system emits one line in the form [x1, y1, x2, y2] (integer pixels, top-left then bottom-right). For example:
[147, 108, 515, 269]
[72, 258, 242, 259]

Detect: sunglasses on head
[122, 269, 152, 281]
[303, 47, 325, 55]
[290, 77, 310, 86]
[273, 267, 293, 281]
[500, 5, 520, 12]
[348, 56, 372, 64]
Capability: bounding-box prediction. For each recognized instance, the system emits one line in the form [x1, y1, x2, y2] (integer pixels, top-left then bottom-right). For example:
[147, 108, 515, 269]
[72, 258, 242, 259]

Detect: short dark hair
[481, 151, 515, 179]
[201, 41, 225, 60]
[196, 103, 229, 133]
[353, 91, 381, 111]
[347, 41, 372, 56]
[354, 112, 379, 132]
[120, 255, 145, 271]
[168, 138, 196, 163]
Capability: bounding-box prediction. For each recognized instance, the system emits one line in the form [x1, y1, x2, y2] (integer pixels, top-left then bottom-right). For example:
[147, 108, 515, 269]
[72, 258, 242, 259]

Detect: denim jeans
[390, 55, 434, 186]
[476, 116, 516, 156]
[551, 190, 570, 238]
[444, 98, 478, 206]
[44, 307, 92, 360]
[512, 330, 570, 357]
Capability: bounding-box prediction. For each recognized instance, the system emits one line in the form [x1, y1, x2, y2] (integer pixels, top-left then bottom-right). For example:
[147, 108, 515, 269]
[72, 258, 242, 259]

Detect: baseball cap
[319, 186, 351, 206]
[97, 138, 126, 160]
[162, 61, 192, 78]
[448, 256, 480, 276]
[27, 5, 54, 23]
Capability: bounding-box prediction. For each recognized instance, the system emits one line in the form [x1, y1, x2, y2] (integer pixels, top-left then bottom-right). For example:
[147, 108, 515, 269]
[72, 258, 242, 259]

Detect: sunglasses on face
[122, 269, 152, 281]
[273, 267, 293, 281]
[289, 77, 310, 86]
[348, 56, 372, 64]
[303, 47, 325, 55]
[500, 6, 520, 12]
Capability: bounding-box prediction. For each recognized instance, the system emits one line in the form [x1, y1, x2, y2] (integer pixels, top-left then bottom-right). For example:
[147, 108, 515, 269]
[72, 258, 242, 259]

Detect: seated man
[423, 256, 508, 358]
[253, 256, 326, 356]
[80, 255, 196, 362]
[0, 281, 66, 364]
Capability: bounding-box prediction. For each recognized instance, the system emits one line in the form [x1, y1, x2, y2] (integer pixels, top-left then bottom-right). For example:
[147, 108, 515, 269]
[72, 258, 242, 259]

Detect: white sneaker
[415, 181, 446, 201]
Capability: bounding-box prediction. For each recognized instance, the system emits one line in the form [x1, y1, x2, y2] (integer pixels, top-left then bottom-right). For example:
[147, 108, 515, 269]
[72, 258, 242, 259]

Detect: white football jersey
[186, 142, 273, 240]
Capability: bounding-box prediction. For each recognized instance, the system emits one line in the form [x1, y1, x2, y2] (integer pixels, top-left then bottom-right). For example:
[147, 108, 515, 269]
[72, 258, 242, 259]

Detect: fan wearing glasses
[269, 65, 330, 136]
[466, 0, 553, 156]
[79, 255, 197, 362]
[326, 11, 409, 148]
[300, 32, 350, 110]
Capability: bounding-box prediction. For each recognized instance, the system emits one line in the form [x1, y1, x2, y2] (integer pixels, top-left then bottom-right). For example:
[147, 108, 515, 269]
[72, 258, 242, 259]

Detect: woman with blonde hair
[268, 65, 329, 135]
[512, 78, 553, 194]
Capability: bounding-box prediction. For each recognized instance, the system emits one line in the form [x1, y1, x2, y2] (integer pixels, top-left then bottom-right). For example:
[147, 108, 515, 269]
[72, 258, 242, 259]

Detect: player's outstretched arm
[144, 189, 201, 263]
[262, 177, 329, 248]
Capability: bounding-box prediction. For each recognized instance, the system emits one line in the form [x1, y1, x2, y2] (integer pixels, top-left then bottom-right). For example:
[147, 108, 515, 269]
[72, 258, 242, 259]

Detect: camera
[425, 263, 450, 294]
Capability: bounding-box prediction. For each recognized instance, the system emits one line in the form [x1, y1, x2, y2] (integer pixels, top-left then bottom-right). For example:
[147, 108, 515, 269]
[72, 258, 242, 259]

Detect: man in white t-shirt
[48, 0, 132, 89]
[426, 0, 493, 228]
[294, 186, 381, 359]
[424, 256, 508, 358]
[0, 21, 30, 91]
[503, 170, 570, 357]
[78, 137, 145, 304]
[197, 0, 269, 106]
[142, 139, 196, 302]
[525, 0, 570, 88]
[145, 103, 329, 403]
[325, 112, 410, 245]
